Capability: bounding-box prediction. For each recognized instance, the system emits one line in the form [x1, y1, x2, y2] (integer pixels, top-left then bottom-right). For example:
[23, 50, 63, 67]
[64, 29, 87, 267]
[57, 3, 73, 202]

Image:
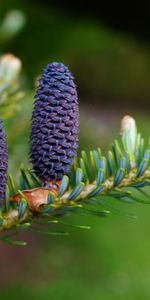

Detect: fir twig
[0, 115, 150, 245]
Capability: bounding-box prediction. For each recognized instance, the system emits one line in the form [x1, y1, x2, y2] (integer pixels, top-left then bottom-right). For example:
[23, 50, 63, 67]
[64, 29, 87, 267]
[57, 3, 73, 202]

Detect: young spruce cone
[30, 62, 79, 184]
[0, 119, 8, 200]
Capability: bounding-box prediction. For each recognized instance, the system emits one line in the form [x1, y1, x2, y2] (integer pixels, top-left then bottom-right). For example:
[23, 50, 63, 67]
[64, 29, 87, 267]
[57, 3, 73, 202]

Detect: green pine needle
[1, 115, 150, 245]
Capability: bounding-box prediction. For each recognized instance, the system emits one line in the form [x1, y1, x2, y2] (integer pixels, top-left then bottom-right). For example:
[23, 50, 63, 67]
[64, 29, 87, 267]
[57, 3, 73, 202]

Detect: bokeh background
[1, 1, 150, 299]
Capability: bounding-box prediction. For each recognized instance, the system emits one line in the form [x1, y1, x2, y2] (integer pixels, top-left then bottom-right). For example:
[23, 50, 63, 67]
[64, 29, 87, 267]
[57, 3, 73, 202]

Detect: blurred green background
[1, 1, 150, 299]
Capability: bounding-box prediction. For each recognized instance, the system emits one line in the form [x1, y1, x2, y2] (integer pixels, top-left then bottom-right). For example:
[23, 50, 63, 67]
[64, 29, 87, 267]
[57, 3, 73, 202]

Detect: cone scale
[30, 62, 79, 184]
[0, 119, 8, 200]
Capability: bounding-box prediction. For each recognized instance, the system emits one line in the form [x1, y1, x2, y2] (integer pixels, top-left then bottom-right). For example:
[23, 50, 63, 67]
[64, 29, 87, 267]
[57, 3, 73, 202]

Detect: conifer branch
[0, 115, 150, 245]
[0, 61, 150, 245]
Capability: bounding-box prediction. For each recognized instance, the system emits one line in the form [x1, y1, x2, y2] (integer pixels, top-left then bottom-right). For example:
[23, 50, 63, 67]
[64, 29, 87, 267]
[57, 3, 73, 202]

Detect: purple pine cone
[30, 62, 79, 182]
[0, 119, 8, 200]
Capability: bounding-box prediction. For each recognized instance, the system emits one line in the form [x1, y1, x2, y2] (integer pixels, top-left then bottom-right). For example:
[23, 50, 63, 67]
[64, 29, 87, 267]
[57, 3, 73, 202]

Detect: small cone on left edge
[0, 119, 8, 201]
